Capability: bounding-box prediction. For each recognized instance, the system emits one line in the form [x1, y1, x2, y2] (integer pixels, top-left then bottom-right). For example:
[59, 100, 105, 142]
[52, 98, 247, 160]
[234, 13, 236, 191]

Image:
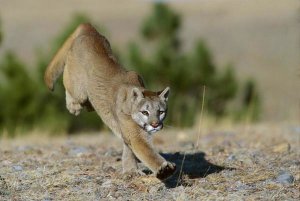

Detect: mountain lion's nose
[151, 122, 159, 128]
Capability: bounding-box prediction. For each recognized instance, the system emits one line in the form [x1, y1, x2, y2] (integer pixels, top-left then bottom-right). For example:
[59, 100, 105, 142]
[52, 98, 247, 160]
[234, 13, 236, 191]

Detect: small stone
[43, 193, 53, 201]
[227, 154, 236, 161]
[226, 152, 253, 165]
[43, 197, 52, 201]
[104, 148, 120, 157]
[17, 145, 32, 152]
[235, 181, 252, 191]
[68, 147, 88, 156]
[12, 165, 23, 172]
[276, 171, 295, 184]
[272, 143, 291, 153]
[101, 180, 113, 188]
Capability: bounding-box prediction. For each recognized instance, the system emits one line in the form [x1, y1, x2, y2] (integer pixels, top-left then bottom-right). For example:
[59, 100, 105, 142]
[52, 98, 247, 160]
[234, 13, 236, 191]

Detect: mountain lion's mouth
[145, 124, 163, 134]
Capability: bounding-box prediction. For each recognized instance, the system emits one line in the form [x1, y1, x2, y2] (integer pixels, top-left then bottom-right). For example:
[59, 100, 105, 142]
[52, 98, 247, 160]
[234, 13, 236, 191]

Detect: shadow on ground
[158, 152, 229, 188]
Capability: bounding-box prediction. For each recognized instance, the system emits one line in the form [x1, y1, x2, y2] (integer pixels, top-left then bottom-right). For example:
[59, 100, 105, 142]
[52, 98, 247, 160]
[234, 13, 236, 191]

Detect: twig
[176, 85, 206, 188]
[176, 152, 186, 187]
[195, 86, 206, 149]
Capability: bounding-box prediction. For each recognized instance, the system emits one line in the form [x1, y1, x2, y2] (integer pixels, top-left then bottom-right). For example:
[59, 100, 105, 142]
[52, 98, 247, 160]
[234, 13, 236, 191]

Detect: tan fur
[44, 23, 176, 179]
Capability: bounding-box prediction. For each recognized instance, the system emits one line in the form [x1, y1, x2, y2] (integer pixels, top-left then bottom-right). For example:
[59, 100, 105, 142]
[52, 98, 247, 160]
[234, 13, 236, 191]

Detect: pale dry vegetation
[1, 122, 299, 200]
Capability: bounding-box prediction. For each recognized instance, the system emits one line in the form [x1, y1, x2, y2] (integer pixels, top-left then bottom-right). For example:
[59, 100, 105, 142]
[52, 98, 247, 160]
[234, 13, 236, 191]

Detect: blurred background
[0, 0, 299, 136]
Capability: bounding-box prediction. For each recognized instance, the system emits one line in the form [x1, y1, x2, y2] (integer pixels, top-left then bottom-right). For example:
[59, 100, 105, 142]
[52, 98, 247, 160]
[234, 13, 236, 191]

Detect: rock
[68, 147, 89, 156]
[16, 145, 32, 152]
[104, 148, 120, 157]
[227, 154, 236, 161]
[272, 143, 291, 153]
[235, 181, 253, 191]
[12, 165, 23, 172]
[276, 171, 295, 184]
[226, 152, 254, 165]
[101, 180, 113, 188]
[43, 197, 52, 201]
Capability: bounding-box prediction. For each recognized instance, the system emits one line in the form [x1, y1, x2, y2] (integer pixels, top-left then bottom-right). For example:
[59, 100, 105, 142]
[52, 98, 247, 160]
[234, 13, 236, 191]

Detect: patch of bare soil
[0, 124, 299, 200]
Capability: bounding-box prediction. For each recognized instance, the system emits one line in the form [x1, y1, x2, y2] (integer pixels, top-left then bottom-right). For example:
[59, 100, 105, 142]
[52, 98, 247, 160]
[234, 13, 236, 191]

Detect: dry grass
[0, 123, 299, 200]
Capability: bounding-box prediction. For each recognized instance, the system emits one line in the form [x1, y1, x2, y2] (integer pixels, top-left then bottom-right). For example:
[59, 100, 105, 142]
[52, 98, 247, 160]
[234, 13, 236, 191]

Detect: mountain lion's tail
[44, 23, 97, 91]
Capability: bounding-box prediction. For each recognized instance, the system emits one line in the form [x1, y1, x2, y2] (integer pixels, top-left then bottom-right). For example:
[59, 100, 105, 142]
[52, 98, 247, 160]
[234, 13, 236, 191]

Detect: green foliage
[127, 3, 243, 127]
[235, 79, 261, 121]
[0, 52, 37, 135]
[141, 3, 180, 50]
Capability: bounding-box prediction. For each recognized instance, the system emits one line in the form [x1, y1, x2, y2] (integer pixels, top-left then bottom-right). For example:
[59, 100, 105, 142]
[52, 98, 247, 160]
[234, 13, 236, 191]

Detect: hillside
[0, 0, 299, 120]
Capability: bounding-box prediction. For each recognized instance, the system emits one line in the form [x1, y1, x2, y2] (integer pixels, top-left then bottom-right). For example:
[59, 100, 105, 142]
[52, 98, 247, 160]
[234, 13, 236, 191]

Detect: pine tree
[127, 3, 240, 126]
[0, 52, 37, 134]
[240, 80, 261, 121]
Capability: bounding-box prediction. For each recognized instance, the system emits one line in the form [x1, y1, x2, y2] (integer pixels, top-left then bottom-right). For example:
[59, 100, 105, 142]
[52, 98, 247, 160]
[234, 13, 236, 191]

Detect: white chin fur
[145, 125, 162, 134]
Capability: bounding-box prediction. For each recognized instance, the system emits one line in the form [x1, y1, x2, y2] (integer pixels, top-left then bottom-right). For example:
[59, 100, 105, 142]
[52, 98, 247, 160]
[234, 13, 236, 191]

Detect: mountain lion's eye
[159, 111, 165, 115]
[141, 111, 149, 116]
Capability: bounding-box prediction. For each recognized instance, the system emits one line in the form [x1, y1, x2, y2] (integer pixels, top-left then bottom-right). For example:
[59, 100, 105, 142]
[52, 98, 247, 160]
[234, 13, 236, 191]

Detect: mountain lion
[44, 23, 176, 180]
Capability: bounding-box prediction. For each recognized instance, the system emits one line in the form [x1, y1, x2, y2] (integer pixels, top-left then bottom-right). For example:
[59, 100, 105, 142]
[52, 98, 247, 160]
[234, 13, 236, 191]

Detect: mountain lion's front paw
[155, 161, 176, 180]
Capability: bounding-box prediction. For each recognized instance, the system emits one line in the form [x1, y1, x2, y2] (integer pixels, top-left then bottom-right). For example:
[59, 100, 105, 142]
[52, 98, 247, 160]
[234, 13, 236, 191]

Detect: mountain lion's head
[131, 87, 170, 134]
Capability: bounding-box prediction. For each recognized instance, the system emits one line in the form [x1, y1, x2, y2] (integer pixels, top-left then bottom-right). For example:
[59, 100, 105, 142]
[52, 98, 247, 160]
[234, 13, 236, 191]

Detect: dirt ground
[0, 123, 299, 200]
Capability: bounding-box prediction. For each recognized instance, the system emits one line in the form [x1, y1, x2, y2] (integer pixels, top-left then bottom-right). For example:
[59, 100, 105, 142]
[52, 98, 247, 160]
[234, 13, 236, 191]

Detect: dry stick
[175, 86, 206, 187]
[196, 86, 206, 149]
[176, 153, 186, 187]
[164, 124, 175, 129]
[203, 166, 211, 178]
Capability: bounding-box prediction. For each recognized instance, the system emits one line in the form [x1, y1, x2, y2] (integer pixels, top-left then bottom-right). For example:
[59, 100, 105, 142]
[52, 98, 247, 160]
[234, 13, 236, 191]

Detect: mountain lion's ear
[131, 87, 144, 102]
[159, 87, 170, 102]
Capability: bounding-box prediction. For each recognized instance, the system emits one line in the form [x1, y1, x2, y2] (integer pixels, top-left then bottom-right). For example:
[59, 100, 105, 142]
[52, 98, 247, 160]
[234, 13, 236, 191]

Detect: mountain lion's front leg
[122, 143, 138, 173]
[127, 133, 176, 180]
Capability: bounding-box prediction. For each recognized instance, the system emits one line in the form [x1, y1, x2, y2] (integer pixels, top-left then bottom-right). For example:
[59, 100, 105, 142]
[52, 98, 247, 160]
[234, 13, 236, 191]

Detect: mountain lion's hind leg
[66, 90, 83, 116]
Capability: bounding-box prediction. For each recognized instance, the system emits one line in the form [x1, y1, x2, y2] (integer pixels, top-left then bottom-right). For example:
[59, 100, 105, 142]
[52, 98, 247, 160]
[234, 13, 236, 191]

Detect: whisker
[164, 124, 175, 128]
